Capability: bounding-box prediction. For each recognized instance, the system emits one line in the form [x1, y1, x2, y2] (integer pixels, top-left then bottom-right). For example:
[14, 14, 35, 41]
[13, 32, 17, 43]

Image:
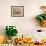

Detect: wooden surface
[14, 43, 46, 46]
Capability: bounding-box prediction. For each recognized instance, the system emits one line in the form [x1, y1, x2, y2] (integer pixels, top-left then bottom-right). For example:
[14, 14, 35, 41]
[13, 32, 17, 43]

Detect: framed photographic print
[11, 6, 24, 17]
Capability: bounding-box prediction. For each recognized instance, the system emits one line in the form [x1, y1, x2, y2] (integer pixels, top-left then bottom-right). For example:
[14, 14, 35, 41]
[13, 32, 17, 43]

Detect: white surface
[0, 0, 46, 41]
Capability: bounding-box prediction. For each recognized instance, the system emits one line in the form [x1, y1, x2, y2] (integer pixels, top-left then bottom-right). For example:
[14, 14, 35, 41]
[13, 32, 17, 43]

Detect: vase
[41, 20, 46, 27]
[7, 39, 12, 44]
[11, 36, 17, 44]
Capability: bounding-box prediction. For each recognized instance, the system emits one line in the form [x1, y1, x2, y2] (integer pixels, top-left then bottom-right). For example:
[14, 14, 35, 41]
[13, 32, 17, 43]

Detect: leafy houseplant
[36, 14, 46, 27]
[36, 14, 46, 21]
[5, 26, 18, 39]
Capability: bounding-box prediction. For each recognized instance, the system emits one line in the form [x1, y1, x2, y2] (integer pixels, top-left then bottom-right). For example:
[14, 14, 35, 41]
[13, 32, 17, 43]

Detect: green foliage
[43, 14, 46, 20]
[36, 15, 44, 21]
[36, 14, 46, 21]
[5, 26, 18, 38]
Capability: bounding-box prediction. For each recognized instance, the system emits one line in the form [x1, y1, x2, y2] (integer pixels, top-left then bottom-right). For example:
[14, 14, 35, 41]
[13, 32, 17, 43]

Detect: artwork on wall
[11, 6, 24, 17]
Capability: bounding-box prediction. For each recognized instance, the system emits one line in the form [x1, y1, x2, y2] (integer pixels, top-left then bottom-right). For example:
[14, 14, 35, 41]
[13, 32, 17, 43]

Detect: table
[14, 43, 46, 46]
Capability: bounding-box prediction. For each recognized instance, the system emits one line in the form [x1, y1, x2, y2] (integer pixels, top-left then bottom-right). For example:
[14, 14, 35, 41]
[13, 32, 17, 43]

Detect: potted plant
[36, 6, 46, 27]
[5, 26, 18, 43]
[36, 14, 46, 27]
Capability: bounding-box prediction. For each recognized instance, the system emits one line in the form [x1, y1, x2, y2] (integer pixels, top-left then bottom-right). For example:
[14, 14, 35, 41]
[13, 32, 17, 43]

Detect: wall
[0, 0, 46, 41]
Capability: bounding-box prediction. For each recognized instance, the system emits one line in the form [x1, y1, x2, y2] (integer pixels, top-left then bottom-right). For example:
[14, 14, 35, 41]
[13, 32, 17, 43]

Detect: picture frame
[11, 6, 24, 17]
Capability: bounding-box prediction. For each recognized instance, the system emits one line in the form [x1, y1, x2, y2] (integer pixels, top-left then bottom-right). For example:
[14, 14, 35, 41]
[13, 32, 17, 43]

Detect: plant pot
[7, 39, 12, 44]
[11, 36, 17, 44]
[40, 20, 46, 27]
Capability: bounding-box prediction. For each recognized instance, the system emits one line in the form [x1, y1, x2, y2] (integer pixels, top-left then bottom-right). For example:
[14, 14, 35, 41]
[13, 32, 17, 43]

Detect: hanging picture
[11, 6, 24, 17]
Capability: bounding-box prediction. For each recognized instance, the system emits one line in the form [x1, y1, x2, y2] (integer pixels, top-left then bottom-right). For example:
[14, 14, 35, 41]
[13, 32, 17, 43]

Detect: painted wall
[0, 0, 46, 41]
